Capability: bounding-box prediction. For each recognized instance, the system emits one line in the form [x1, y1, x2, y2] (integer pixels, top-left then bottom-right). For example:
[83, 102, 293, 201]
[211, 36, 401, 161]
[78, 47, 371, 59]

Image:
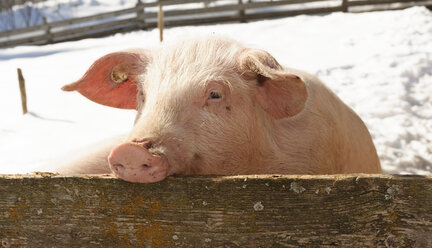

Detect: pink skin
[60, 37, 382, 183]
[108, 142, 168, 183]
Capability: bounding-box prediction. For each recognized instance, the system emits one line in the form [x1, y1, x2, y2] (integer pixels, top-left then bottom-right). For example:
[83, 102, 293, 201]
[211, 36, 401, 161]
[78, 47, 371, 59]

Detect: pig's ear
[61, 49, 149, 109]
[239, 49, 307, 119]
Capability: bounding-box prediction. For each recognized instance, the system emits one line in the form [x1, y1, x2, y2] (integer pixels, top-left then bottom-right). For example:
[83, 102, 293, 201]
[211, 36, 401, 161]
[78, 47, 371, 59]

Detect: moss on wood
[0, 174, 431, 247]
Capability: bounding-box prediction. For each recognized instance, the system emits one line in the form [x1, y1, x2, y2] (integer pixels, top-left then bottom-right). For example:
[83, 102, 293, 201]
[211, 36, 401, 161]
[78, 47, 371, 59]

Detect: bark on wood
[0, 174, 431, 247]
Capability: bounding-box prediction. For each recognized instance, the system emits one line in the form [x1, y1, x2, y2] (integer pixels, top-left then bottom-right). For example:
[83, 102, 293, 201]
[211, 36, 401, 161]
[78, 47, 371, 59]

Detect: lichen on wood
[0, 174, 431, 247]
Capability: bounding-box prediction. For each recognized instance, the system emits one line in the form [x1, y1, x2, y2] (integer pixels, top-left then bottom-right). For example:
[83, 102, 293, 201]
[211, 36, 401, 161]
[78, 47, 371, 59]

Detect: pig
[59, 36, 381, 183]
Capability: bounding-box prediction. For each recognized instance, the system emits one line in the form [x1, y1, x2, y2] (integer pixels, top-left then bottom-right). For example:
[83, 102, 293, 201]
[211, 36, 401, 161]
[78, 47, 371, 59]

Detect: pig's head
[62, 37, 308, 183]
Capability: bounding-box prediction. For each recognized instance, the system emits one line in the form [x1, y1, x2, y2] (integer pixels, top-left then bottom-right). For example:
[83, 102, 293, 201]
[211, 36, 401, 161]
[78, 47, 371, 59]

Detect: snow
[0, 6, 431, 175]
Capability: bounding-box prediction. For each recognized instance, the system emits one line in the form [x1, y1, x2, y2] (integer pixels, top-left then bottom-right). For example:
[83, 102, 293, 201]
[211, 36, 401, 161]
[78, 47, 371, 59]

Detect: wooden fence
[0, 0, 47, 10]
[1, 0, 432, 48]
[0, 174, 431, 247]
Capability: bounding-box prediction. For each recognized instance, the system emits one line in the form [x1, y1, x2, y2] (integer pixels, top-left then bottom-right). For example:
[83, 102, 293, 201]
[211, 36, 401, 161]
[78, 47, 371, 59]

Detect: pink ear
[239, 49, 308, 119]
[255, 74, 307, 119]
[62, 50, 149, 109]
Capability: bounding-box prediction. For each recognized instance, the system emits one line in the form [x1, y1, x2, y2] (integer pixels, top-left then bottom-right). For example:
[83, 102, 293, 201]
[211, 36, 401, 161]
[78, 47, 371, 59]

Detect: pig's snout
[108, 142, 168, 183]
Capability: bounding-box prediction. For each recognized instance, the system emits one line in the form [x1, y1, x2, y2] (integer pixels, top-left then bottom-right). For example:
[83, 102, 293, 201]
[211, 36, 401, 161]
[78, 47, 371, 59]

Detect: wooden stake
[136, 0, 146, 30]
[342, 0, 348, 12]
[17, 68, 28, 115]
[158, 5, 164, 42]
[238, 0, 246, 23]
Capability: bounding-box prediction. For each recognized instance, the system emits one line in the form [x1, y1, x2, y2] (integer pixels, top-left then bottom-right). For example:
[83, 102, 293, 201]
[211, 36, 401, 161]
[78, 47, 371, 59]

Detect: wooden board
[0, 174, 431, 247]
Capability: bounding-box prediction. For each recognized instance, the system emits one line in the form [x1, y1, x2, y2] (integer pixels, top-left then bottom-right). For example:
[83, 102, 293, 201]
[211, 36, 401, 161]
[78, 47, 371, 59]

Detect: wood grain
[0, 174, 431, 247]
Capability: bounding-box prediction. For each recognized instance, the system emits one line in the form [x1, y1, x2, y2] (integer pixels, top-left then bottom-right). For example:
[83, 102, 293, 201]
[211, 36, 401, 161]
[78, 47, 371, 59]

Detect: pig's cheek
[204, 98, 232, 114]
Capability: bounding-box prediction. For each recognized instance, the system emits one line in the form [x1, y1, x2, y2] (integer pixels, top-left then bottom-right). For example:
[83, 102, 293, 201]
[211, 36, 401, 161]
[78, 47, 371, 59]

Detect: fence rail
[0, 0, 432, 48]
[0, 174, 431, 246]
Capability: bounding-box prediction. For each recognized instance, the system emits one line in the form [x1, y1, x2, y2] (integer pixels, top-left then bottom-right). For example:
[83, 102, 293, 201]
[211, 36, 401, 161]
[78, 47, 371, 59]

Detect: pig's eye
[209, 91, 222, 99]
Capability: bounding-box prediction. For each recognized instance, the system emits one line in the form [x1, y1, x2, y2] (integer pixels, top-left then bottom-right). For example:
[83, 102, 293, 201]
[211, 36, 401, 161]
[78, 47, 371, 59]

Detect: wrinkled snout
[108, 142, 168, 183]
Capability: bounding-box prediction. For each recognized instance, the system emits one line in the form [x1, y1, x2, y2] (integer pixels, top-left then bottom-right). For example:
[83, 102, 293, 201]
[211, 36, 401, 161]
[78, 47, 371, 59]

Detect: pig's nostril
[142, 164, 151, 168]
[113, 164, 125, 173]
[144, 142, 152, 149]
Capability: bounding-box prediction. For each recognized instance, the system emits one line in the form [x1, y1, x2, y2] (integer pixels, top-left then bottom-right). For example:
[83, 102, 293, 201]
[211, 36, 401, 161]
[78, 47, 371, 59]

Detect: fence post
[17, 68, 28, 115]
[238, 0, 246, 23]
[42, 17, 52, 44]
[342, 0, 348, 12]
[158, 4, 164, 42]
[136, 0, 146, 30]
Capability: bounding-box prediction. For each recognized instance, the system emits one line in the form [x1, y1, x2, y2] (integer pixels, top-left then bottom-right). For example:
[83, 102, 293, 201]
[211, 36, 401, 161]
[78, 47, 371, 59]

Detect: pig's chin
[114, 162, 169, 183]
[165, 152, 206, 176]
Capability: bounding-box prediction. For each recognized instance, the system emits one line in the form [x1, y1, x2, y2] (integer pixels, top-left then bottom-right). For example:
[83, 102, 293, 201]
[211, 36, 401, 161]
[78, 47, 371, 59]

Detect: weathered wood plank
[157, 5, 343, 28]
[135, 0, 332, 19]
[245, 5, 344, 21]
[0, 174, 431, 247]
[349, 0, 432, 12]
[0, 19, 140, 47]
[348, 0, 430, 7]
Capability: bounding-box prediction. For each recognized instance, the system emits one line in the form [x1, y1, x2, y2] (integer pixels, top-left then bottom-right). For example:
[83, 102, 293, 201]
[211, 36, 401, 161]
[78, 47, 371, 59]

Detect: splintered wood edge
[0, 173, 430, 180]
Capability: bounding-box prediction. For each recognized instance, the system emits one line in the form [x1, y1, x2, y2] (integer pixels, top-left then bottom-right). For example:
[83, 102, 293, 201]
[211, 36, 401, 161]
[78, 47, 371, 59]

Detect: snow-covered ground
[0, 6, 431, 175]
